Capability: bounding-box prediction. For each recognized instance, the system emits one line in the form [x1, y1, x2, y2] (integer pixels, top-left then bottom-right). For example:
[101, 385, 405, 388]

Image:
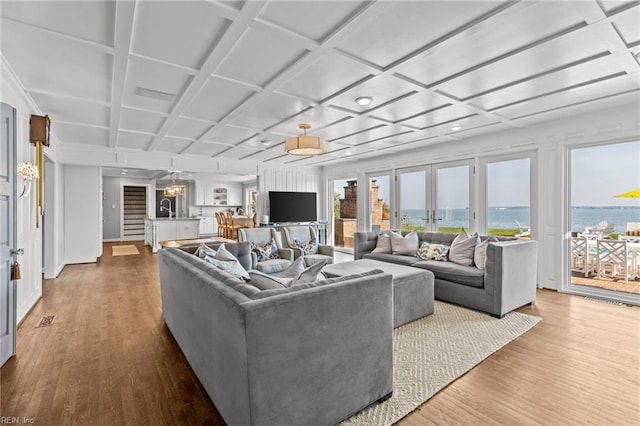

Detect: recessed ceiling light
[261, 140, 271, 146]
[451, 124, 463, 132]
[345, 150, 352, 156]
[120, 171, 126, 175]
[355, 96, 372, 106]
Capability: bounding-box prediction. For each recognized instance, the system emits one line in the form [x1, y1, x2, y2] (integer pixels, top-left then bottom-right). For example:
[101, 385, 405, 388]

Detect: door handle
[11, 248, 24, 256]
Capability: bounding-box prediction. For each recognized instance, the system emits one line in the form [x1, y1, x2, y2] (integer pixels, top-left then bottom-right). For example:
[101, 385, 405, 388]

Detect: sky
[333, 141, 640, 210]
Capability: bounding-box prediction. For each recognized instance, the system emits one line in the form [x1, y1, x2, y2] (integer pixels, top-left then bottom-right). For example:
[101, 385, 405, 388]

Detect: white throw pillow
[390, 231, 419, 255]
[474, 236, 499, 270]
[194, 243, 216, 259]
[372, 233, 392, 254]
[290, 260, 326, 286]
[448, 229, 480, 266]
[206, 243, 250, 280]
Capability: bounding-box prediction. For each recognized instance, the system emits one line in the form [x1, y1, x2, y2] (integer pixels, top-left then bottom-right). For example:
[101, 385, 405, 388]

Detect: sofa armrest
[250, 251, 258, 269]
[278, 247, 294, 262]
[242, 274, 394, 425]
[318, 244, 334, 256]
[485, 240, 538, 317]
[354, 231, 379, 259]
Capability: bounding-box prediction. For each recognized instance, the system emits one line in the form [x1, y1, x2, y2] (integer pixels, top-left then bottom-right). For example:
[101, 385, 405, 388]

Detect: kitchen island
[144, 218, 200, 253]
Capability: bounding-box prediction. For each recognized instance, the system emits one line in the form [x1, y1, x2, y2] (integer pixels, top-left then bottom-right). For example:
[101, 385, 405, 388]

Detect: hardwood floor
[2, 242, 639, 425]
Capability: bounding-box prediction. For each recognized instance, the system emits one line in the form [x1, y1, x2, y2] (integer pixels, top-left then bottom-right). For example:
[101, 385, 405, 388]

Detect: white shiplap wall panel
[257, 165, 322, 220]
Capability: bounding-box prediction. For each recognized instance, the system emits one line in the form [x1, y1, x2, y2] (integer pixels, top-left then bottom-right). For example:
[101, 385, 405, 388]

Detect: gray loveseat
[354, 231, 538, 318]
[159, 242, 393, 425]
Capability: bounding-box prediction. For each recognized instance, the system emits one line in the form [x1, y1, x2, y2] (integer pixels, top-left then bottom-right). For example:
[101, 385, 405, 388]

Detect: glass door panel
[399, 169, 427, 232]
[369, 175, 391, 232]
[333, 178, 357, 249]
[434, 164, 470, 233]
[486, 158, 530, 237]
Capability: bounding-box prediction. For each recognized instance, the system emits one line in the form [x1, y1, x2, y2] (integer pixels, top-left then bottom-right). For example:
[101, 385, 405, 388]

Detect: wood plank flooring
[1, 242, 639, 425]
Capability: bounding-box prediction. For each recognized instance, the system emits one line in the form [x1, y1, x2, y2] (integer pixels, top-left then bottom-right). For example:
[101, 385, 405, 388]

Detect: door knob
[11, 248, 24, 256]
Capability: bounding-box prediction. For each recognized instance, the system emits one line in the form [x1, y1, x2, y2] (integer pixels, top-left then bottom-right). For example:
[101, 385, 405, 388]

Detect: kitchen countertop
[145, 217, 200, 221]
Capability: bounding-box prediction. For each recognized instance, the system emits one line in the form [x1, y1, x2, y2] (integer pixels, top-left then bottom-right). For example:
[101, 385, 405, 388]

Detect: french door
[397, 161, 473, 232]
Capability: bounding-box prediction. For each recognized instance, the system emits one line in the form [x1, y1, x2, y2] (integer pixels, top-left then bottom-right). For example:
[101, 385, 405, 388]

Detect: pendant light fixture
[284, 123, 326, 155]
[164, 171, 185, 197]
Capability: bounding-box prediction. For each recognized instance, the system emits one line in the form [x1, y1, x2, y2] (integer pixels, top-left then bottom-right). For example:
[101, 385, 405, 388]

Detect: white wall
[64, 165, 102, 264]
[323, 102, 640, 292]
[257, 166, 323, 222]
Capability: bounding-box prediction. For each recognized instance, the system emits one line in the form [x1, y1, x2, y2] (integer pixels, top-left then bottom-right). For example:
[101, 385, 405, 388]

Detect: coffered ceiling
[1, 0, 639, 168]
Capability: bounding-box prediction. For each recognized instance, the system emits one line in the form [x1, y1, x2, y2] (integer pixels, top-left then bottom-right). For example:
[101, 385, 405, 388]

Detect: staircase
[123, 186, 147, 241]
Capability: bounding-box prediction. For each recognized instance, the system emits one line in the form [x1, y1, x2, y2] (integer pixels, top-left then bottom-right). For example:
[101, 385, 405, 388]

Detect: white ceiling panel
[612, 9, 640, 46]
[123, 58, 192, 113]
[337, 1, 497, 68]
[132, 1, 231, 68]
[216, 27, 308, 87]
[268, 107, 350, 134]
[184, 77, 255, 122]
[470, 55, 628, 111]
[31, 93, 109, 128]
[366, 93, 451, 124]
[259, 1, 366, 42]
[400, 104, 478, 129]
[1, 1, 637, 168]
[168, 118, 213, 140]
[231, 92, 309, 130]
[437, 29, 611, 100]
[156, 137, 194, 154]
[1, 0, 116, 46]
[120, 108, 166, 134]
[188, 142, 233, 157]
[395, 1, 586, 87]
[328, 74, 421, 113]
[54, 123, 109, 147]
[278, 52, 374, 102]
[203, 125, 257, 145]
[497, 74, 640, 119]
[1, 21, 112, 101]
[117, 131, 154, 150]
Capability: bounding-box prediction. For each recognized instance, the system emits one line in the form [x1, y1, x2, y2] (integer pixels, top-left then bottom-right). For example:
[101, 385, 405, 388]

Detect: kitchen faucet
[160, 198, 173, 219]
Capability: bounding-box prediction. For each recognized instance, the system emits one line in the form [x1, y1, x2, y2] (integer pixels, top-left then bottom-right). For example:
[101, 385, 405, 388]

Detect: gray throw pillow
[474, 236, 499, 270]
[279, 256, 307, 278]
[390, 231, 419, 255]
[372, 233, 391, 254]
[290, 260, 326, 286]
[206, 243, 250, 280]
[247, 270, 290, 289]
[448, 229, 480, 266]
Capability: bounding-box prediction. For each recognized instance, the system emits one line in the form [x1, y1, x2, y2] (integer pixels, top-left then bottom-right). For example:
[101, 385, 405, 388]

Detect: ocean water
[399, 206, 640, 233]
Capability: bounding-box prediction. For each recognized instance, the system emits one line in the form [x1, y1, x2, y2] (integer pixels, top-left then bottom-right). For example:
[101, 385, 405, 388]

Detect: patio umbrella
[614, 188, 640, 198]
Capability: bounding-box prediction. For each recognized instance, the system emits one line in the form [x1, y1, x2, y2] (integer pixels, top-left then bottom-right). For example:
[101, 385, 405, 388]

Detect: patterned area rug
[112, 245, 140, 256]
[342, 301, 541, 425]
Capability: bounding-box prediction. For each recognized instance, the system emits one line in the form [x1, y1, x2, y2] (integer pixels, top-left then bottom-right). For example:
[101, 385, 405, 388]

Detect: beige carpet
[112, 245, 140, 256]
[343, 301, 541, 425]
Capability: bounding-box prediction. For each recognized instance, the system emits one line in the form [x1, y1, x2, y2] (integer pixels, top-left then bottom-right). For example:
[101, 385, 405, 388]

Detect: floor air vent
[36, 315, 55, 328]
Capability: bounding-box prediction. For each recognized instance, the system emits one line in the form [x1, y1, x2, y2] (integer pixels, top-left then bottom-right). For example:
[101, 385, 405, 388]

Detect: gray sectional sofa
[159, 242, 394, 426]
[354, 231, 538, 318]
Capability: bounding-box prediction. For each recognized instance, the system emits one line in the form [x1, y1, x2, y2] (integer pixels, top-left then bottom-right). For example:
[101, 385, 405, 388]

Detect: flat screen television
[268, 191, 317, 223]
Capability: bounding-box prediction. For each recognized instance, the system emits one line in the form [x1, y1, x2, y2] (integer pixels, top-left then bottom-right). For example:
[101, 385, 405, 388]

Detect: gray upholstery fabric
[238, 227, 294, 270]
[390, 230, 419, 255]
[159, 247, 393, 425]
[354, 231, 538, 317]
[176, 241, 252, 271]
[247, 270, 290, 290]
[323, 259, 435, 328]
[414, 260, 484, 288]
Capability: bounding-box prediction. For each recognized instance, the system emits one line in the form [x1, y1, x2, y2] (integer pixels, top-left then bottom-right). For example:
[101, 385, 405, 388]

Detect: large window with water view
[569, 141, 640, 295]
[486, 158, 531, 237]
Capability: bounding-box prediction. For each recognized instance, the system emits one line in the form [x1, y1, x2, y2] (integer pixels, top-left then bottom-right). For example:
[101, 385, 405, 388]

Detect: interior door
[1, 102, 17, 366]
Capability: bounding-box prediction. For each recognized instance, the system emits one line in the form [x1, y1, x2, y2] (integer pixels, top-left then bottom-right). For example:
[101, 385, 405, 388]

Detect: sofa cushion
[390, 231, 419, 255]
[448, 229, 480, 266]
[414, 260, 485, 288]
[372, 233, 391, 254]
[194, 242, 217, 259]
[290, 260, 325, 285]
[474, 236, 499, 270]
[416, 242, 450, 261]
[248, 270, 290, 290]
[363, 252, 421, 266]
[205, 243, 251, 280]
[256, 258, 292, 274]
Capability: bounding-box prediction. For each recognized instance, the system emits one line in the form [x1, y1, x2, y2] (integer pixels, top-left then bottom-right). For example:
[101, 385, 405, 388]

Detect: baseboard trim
[103, 238, 121, 243]
[17, 295, 42, 330]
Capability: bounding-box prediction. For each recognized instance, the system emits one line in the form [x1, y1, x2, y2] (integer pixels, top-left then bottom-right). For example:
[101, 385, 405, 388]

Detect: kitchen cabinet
[198, 217, 215, 235]
[145, 218, 200, 253]
[194, 181, 242, 206]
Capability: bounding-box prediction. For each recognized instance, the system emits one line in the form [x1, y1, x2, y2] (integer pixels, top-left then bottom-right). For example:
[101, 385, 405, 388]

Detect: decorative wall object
[29, 114, 50, 227]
